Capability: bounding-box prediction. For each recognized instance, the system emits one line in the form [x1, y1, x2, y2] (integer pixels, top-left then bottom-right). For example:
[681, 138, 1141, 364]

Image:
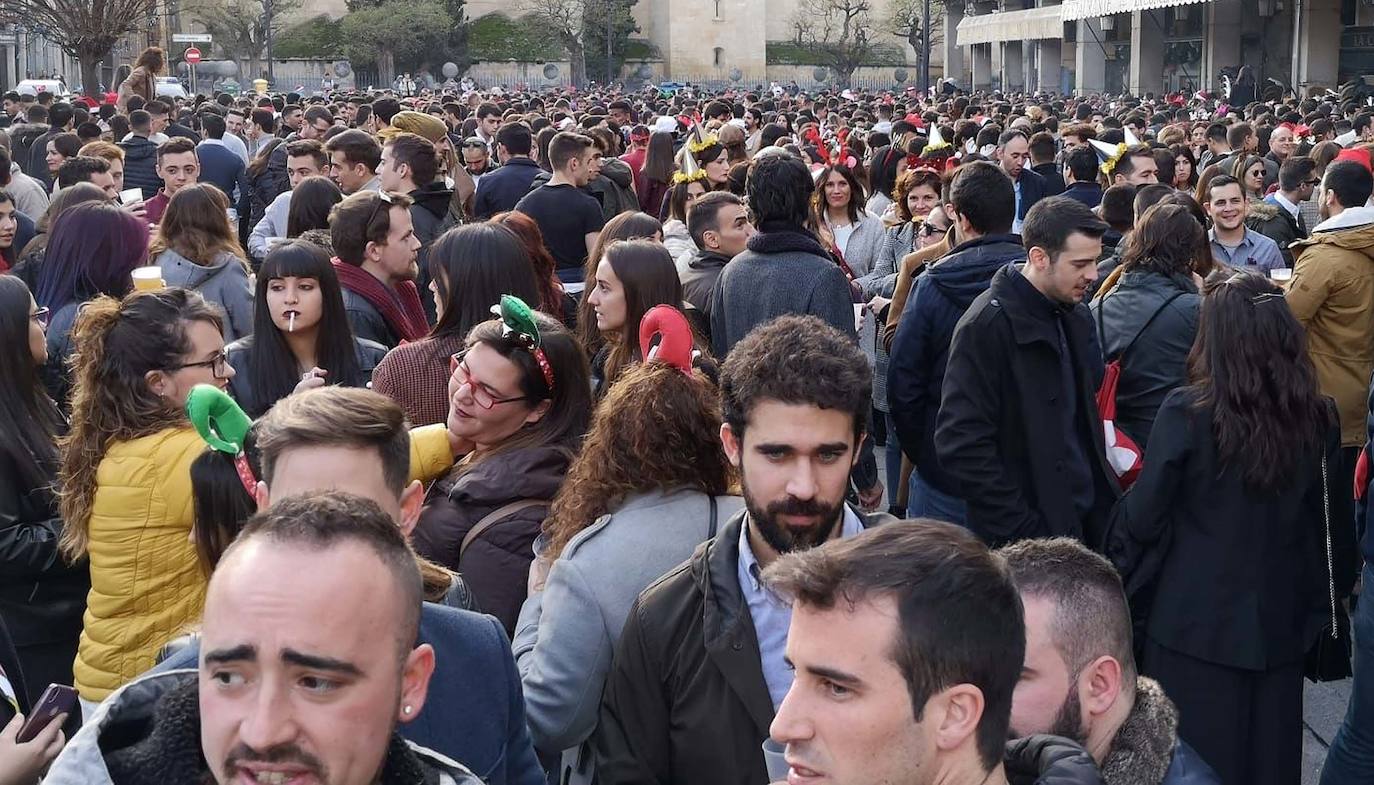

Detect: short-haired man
[249, 139, 327, 261]
[594, 315, 894, 785]
[1001, 537, 1220, 785]
[513, 131, 605, 284]
[379, 132, 453, 323]
[221, 106, 250, 164]
[330, 190, 426, 349]
[1196, 122, 1232, 171]
[195, 112, 248, 220]
[889, 161, 1022, 527]
[474, 122, 541, 219]
[1266, 124, 1298, 186]
[995, 129, 1050, 234]
[1061, 123, 1097, 152]
[1108, 145, 1160, 187]
[1029, 131, 1065, 196]
[47, 492, 486, 785]
[55, 155, 115, 196]
[937, 195, 1120, 546]
[1249, 155, 1316, 267]
[144, 136, 199, 224]
[1061, 146, 1104, 209]
[0, 144, 51, 220]
[475, 102, 502, 155]
[77, 140, 126, 196]
[680, 190, 755, 314]
[1204, 175, 1284, 273]
[324, 128, 382, 194]
[245, 107, 276, 158]
[148, 388, 545, 785]
[149, 99, 199, 143]
[768, 521, 1041, 785]
[263, 105, 335, 205]
[119, 109, 162, 199]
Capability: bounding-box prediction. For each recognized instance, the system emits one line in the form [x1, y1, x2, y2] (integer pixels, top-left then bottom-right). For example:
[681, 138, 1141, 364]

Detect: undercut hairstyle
[284, 138, 328, 171]
[324, 128, 382, 173]
[372, 97, 401, 125]
[746, 153, 815, 228]
[1021, 196, 1107, 261]
[496, 122, 533, 157]
[950, 162, 1015, 235]
[250, 107, 276, 135]
[56, 156, 111, 189]
[255, 387, 411, 495]
[1278, 156, 1316, 193]
[227, 491, 423, 659]
[687, 190, 745, 249]
[548, 131, 595, 172]
[767, 521, 1024, 772]
[1065, 146, 1099, 183]
[1323, 161, 1373, 209]
[720, 315, 870, 440]
[1226, 122, 1253, 152]
[999, 537, 1135, 684]
[385, 133, 439, 186]
[200, 112, 226, 140]
[1205, 122, 1227, 144]
[1028, 131, 1056, 164]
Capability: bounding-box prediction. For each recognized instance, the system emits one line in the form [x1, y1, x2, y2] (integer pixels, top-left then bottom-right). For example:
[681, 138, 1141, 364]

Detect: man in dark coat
[594, 316, 894, 785]
[1248, 156, 1315, 267]
[995, 128, 1051, 233]
[888, 161, 1022, 526]
[473, 121, 542, 219]
[1061, 146, 1104, 209]
[936, 196, 1121, 547]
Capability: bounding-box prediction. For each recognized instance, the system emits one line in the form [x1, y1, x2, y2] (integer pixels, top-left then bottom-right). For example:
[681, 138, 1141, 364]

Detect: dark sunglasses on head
[364, 190, 396, 229]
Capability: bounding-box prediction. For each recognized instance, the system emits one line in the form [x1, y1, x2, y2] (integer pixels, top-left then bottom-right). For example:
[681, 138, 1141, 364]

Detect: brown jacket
[1288, 216, 1374, 446]
[882, 228, 954, 351]
[116, 67, 156, 113]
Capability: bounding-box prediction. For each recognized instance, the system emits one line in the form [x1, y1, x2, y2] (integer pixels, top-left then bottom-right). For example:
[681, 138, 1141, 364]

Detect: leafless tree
[0, 0, 159, 96]
[519, 0, 587, 87]
[189, 0, 303, 84]
[886, 0, 943, 90]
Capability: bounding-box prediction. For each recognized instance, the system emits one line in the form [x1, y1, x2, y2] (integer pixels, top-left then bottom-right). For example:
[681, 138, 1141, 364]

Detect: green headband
[186, 384, 252, 455]
[492, 295, 555, 390]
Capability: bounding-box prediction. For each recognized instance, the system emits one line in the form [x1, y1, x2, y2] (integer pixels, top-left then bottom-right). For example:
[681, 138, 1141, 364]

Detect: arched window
[713, 47, 724, 67]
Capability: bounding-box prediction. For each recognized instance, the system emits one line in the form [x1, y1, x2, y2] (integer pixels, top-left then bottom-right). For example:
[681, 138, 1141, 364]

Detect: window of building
[714, 47, 724, 66]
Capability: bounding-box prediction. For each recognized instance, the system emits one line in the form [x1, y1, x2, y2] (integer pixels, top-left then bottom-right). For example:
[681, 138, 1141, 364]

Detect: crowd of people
[3, 42, 1374, 785]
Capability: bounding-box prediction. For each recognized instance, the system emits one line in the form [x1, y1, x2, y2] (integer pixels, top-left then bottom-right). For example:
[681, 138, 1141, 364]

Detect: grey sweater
[709, 226, 856, 357]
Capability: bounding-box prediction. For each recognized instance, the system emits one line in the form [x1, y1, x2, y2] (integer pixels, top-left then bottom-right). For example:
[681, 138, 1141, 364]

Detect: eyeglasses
[168, 349, 231, 380]
[364, 190, 395, 232]
[1305, 178, 1321, 186]
[449, 351, 530, 410]
[919, 222, 948, 236]
[29, 306, 50, 328]
[461, 138, 488, 150]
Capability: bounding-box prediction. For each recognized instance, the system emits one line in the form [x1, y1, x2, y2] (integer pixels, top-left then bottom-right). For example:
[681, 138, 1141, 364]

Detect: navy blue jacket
[1015, 167, 1051, 220]
[196, 140, 248, 214]
[157, 603, 545, 785]
[888, 233, 1023, 495]
[1061, 181, 1103, 210]
[473, 157, 543, 219]
[119, 135, 162, 200]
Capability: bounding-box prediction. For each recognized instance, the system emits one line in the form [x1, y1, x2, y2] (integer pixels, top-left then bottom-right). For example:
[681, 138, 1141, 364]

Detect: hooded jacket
[1247, 196, 1306, 267]
[5, 161, 50, 220]
[936, 264, 1119, 547]
[678, 247, 732, 314]
[592, 507, 891, 785]
[153, 248, 255, 342]
[119, 134, 162, 200]
[589, 157, 640, 221]
[410, 181, 458, 323]
[413, 444, 573, 636]
[1287, 206, 1374, 446]
[44, 669, 484, 785]
[888, 232, 1024, 495]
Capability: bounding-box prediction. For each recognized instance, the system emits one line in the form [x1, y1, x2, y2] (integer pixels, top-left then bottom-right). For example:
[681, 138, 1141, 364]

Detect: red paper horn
[639, 305, 694, 374]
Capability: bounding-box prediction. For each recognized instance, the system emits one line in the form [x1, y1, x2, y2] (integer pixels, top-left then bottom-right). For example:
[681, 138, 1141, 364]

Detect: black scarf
[747, 221, 830, 258]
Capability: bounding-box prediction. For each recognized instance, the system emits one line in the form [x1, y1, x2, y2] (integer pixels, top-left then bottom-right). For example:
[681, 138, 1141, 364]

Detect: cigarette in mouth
[288, 312, 296, 332]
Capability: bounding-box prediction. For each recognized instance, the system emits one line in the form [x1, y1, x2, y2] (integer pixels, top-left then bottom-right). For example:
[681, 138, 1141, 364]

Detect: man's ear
[720, 422, 743, 468]
[398, 480, 424, 537]
[396, 643, 436, 724]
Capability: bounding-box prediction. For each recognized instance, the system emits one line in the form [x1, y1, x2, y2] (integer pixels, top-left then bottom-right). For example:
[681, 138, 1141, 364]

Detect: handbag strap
[1322, 454, 1338, 639]
[460, 499, 551, 560]
[1102, 289, 1188, 363]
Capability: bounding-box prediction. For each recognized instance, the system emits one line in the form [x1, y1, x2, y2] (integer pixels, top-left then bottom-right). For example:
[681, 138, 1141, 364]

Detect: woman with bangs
[225, 240, 384, 418]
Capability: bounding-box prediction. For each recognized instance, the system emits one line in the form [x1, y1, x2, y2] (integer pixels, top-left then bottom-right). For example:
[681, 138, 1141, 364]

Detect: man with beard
[1000, 537, 1220, 785]
[594, 315, 895, 785]
[45, 491, 484, 785]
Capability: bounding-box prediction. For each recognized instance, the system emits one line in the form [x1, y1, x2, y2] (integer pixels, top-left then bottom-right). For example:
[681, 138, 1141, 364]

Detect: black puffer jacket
[1091, 270, 1200, 451]
[409, 181, 457, 324]
[1005, 736, 1105, 785]
[119, 135, 162, 199]
[412, 444, 572, 636]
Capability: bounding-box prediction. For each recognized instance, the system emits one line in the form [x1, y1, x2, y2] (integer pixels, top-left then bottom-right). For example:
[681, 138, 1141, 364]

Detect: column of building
[1129, 10, 1165, 95]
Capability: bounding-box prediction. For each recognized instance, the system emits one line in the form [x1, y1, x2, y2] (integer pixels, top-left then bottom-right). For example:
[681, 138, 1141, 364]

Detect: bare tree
[790, 0, 874, 89]
[519, 0, 586, 87]
[0, 0, 159, 97]
[887, 0, 943, 90]
[189, 0, 303, 83]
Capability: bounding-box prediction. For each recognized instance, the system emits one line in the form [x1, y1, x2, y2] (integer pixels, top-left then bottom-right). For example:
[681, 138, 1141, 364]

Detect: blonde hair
[78, 140, 125, 163]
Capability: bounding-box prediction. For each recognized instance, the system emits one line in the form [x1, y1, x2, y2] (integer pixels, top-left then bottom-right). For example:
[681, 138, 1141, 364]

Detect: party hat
[1123, 126, 1141, 147]
[922, 125, 951, 157]
[673, 141, 707, 185]
[1089, 138, 1128, 177]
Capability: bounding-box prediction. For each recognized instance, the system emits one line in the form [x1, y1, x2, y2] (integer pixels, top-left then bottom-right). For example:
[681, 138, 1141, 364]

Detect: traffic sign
[185, 47, 202, 65]
[172, 33, 212, 43]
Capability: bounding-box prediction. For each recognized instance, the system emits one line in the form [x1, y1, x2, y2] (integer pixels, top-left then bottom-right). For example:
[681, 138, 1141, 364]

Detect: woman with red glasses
[412, 297, 592, 636]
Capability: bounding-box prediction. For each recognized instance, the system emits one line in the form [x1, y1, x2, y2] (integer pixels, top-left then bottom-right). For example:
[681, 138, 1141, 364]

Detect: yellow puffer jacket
[73, 427, 207, 701]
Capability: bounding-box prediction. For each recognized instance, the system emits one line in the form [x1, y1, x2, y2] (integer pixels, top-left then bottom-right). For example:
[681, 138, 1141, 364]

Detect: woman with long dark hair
[225, 240, 383, 418]
[246, 136, 287, 234]
[149, 183, 254, 341]
[1109, 271, 1337, 785]
[35, 201, 149, 406]
[810, 163, 884, 281]
[1169, 143, 1199, 193]
[116, 46, 164, 113]
[661, 179, 706, 262]
[1232, 154, 1268, 201]
[639, 131, 676, 225]
[44, 133, 82, 183]
[1092, 202, 1207, 449]
[577, 211, 663, 352]
[373, 224, 541, 426]
[0, 277, 86, 705]
[285, 175, 343, 238]
[58, 288, 232, 709]
[413, 299, 592, 634]
[514, 321, 741, 774]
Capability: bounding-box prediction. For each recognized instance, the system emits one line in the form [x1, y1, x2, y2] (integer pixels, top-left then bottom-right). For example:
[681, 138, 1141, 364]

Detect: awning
[957, 6, 1067, 46]
[1061, 0, 1211, 21]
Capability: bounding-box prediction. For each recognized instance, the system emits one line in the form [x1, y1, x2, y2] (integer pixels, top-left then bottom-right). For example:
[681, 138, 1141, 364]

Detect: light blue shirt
[1208, 226, 1285, 273]
[1012, 178, 1024, 234]
[737, 505, 866, 710]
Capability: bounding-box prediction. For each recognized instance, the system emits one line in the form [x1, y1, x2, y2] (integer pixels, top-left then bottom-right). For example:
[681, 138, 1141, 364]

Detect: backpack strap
[460, 499, 552, 560]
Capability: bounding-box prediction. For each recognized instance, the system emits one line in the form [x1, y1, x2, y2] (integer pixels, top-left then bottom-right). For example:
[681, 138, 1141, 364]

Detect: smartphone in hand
[16, 684, 76, 743]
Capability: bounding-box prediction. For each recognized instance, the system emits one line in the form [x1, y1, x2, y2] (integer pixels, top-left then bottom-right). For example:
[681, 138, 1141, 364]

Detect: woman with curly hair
[513, 322, 741, 778]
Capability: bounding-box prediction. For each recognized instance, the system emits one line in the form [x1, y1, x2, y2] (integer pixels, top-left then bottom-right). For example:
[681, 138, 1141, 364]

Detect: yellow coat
[74, 427, 207, 701]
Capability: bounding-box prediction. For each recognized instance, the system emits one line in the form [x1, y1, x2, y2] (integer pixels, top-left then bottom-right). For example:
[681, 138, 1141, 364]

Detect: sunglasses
[364, 190, 396, 231]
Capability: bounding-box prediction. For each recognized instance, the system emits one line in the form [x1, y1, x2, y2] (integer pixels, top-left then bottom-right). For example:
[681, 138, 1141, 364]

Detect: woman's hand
[293, 367, 328, 395]
[868, 296, 891, 314]
[0, 711, 67, 785]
